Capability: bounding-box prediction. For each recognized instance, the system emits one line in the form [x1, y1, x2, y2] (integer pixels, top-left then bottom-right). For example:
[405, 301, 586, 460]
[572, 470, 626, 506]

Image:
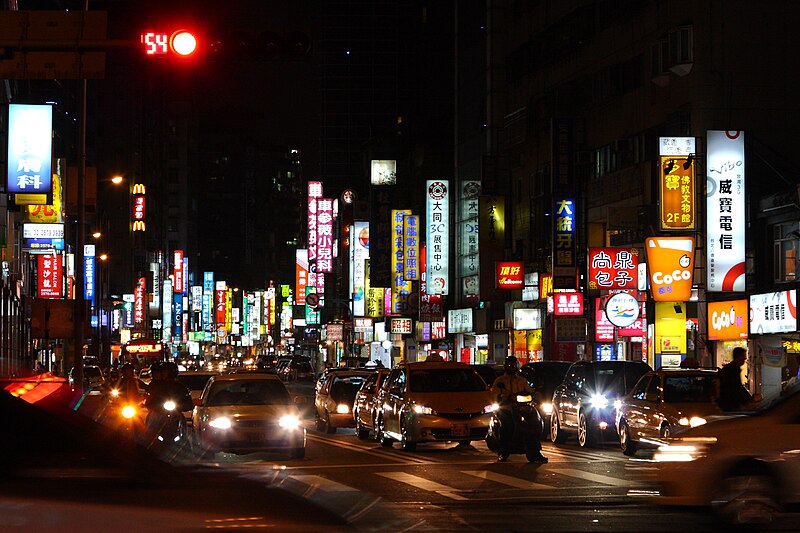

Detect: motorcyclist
[491, 356, 547, 463]
[115, 363, 147, 404]
[144, 361, 193, 438]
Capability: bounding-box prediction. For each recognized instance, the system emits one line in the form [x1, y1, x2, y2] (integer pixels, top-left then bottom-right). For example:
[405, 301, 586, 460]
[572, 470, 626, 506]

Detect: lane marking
[377, 472, 469, 501]
[461, 470, 555, 490]
[307, 433, 445, 464]
[289, 474, 357, 492]
[549, 468, 630, 487]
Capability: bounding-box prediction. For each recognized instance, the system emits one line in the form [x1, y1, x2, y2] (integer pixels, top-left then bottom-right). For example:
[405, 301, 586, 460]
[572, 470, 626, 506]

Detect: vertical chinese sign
[37, 253, 63, 298]
[553, 198, 577, 289]
[391, 209, 412, 314]
[425, 180, 449, 295]
[658, 136, 696, 231]
[706, 131, 746, 292]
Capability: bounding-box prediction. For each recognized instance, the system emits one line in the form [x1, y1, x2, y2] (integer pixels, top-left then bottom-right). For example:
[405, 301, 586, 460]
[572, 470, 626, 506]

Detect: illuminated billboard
[391, 209, 412, 314]
[706, 131, 745, 292]
[425, 180, 449, 295]
[645, 236, 696, 302]
[352, 221, 369, 317]
[7, 104, 53, 195]
[553, 198, 576, 289]
[707, 299, 748, 340]
[587, 248, 638, 290]
[659, 154, 695, 230]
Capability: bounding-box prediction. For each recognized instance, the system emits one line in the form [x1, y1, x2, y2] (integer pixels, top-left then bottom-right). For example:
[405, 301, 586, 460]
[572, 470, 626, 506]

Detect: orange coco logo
[645, 237, 695, 302]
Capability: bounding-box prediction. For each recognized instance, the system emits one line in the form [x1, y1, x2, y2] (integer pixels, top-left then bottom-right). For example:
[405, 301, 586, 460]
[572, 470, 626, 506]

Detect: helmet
[164, 361, 180, 379]
[503, 356, 519, 372]
[150, 361, 165, 378]
[121, 363, 135, 375]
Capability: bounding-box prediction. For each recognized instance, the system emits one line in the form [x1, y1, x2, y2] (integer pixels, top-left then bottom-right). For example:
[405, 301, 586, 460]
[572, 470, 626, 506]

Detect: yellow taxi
[375, 361, 494, 451]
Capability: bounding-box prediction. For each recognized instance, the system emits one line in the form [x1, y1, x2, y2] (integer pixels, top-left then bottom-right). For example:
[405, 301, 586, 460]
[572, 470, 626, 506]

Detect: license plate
[452, 423, 468, 437]
[246, 433, 268, 442]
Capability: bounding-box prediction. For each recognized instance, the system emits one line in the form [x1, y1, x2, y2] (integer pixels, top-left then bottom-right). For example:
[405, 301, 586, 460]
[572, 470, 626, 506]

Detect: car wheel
[577, 412, 593, 447]
[377, 416, 393, 448]
[355, 415, 370, 440]
[619, 420, 637, 457]
[314, 411, 325, 432]
[549, 410, 567, 444]
[712, 465, 780, 525]
[324, 413, 337, 434]
[290, 447, 305, 459]
[400, 421, 416, 451]
[659, 423, 672, 438]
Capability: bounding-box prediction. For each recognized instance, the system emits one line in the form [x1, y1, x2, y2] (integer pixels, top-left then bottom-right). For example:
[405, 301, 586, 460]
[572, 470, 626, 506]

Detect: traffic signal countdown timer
[141, 30, 198, 57]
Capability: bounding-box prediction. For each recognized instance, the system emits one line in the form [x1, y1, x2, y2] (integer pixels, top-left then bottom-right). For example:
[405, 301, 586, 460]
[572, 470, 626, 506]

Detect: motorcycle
[485, 394, 546, 463]
[145, 399, 189, 448]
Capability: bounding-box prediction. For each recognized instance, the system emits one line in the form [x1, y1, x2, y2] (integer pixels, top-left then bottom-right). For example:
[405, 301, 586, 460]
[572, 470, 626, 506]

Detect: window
[630, 376, 651, 400]
[774, 222, 800, 282]
[645, 376, 661, 402]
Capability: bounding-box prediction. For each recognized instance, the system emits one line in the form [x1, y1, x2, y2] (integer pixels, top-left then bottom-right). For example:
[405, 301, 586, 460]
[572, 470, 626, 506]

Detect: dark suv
[550, 360, 651, 447]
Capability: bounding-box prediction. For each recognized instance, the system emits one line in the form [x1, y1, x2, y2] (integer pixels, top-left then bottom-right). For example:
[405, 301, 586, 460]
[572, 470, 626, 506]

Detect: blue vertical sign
[173, 293, 183, 337]
[84, 244, 95, 305]
[7, 104, 53, 194]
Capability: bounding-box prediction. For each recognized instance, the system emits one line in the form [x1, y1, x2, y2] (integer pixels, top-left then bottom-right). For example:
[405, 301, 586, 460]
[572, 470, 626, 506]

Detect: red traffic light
[141, 30, 198, 57]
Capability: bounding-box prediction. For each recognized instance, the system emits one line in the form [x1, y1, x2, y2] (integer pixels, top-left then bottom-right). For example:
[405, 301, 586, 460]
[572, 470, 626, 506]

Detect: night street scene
[2, 0, 800, 531]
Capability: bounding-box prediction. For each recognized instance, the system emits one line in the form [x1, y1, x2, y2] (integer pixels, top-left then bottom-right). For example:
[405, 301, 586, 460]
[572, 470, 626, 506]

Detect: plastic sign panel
[131, 183, 146, 232]
[595, 299, 615, 342]
[587, 248, 638, 290]
[553, 292, 584, 315]
[749, 290, 797, 335]
[23, 223, 63, 239]
[391, 210, 413, 314]
[426, 181, 450, 295]
[295, 249, 308, 306]
[496, 261, 524, 289]
[317, 198, 334, 273]
[370, 160, 397, 185]
[513, 308, 542, 330]
[27, 171, 62, 223]
[390, 317, 413, 335]
[553, 198, 577, 289]
[84, 244, 95, 305]
[659, 136, 696, 231]
[706, 131, 746, 292]
[403, 215, 420, 281]
[707, 299, 748, 340]
[134, 276, 146, 325]
[7, 104, 53, 195]
[352, 221, 369, 317]
[447, 308, 473, 334]
[604, 292, 640, 328]
[173, 250, 183, 293]
[645, 236, 695, 302]
[307, 181, 322, 263]
[37, 253, 63, 298]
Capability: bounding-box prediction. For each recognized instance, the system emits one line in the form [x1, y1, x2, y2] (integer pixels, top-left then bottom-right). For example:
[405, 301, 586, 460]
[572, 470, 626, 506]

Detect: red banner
[37, 254, 63, 299]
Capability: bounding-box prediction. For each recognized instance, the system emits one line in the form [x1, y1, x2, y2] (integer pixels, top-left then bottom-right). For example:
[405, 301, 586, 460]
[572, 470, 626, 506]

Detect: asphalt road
[75, 383, 800, 532]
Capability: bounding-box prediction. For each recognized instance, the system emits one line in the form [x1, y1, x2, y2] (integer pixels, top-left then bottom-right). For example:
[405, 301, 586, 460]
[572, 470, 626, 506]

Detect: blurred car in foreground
[520, 361, 572, 432]
[376, 361, 494, 451]
[550, 360, 651, 447]
[314, 370, 371, 433]
[353, 368, 391, 439]
[630, 385, 800, 525]
[192, 373, 306, 458]
[616, 368, 723, 455]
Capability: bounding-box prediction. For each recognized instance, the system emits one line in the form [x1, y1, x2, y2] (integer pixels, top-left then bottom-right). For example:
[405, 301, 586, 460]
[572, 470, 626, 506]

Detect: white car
[192, 373, 306, 458]
[631, 384, 800, 525]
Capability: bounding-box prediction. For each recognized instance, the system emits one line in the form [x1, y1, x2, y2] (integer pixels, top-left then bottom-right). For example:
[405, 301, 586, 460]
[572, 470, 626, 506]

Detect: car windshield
[593, 363, 649, 396]
[662, 375, 716, 403]
[207, 380, 291, 406]
[177, 374, 216, 391]
[330, 375, 367, 402]
[84, 367, 102, 378]
[409, 369, 487, 393]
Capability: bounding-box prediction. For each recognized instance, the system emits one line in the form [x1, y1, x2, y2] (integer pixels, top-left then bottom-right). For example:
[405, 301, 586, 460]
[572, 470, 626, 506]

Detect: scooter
[146, 399, 189, 447]
[485, 394, 547, 463]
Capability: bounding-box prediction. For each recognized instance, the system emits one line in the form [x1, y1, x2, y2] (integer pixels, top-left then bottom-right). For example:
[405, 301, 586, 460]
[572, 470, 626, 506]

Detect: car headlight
[515, 394, 533, 403]
[540, 402, 553, 415]
[413, 405, 436, 415]
[209, 416, 232, 429]
[678, 416, 707, 428]
[613, 399, 622, 410]
[121, 405, 137, 419]
[590, 394, 609, 409]
[652, 437, 717, 462]
[110, 388, 120, 397]
[279, 414, 301, 430]
[336, 404, 350, 414]
[484, 403, 500, 413]
[163, 400, 177, 411]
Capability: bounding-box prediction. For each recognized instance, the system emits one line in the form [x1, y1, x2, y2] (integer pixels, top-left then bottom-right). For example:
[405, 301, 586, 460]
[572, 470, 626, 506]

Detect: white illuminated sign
[426, 180, 450, 295]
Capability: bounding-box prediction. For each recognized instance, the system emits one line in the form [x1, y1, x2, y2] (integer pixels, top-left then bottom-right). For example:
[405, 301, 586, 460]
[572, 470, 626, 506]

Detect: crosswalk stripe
[549, 468, 629, 487]
[289, 475, 358, 492]
[377, 472, 469, 501]
[461, 470, 554, 489]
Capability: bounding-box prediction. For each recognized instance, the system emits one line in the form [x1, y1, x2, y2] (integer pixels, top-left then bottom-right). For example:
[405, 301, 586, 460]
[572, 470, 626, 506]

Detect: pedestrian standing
[717, 347, 752, 411]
